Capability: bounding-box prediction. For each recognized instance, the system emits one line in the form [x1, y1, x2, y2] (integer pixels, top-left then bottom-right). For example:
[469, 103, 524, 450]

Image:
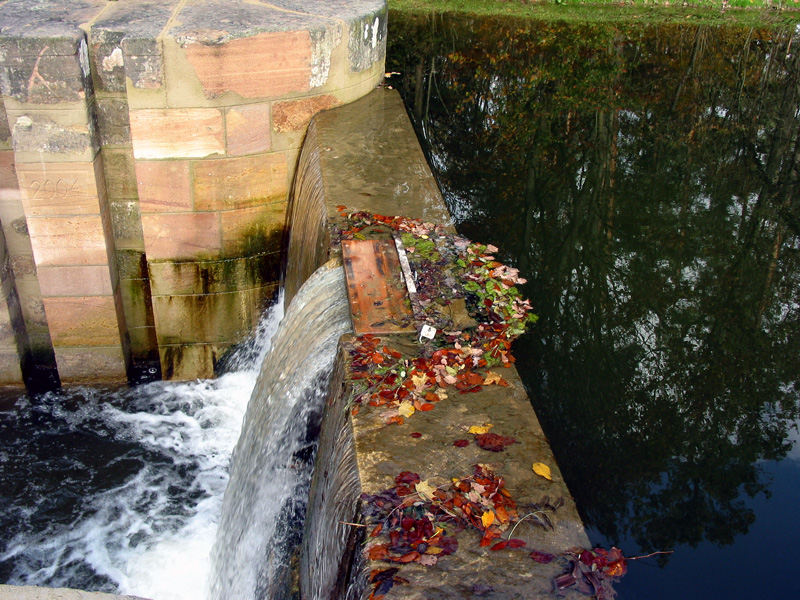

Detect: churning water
[0, 289, 284, 600]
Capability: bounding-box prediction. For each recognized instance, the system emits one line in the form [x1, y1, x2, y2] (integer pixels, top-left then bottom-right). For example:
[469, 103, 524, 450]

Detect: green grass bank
[388, 0, 800, 25]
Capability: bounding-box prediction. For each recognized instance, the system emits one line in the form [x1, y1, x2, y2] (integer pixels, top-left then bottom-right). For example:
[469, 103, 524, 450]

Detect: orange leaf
[366, 544, 390, 560]
[481, 511, 495, 528]
[496, 505, 509, 524]
[419, 403, 435, 411]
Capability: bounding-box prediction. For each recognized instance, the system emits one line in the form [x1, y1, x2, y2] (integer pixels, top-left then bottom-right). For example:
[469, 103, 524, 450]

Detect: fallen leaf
[410, 432, 422, 439]
[481, 511, 495, 528]
[453, 439, 470, 447]
[475, 432, 517, 452]
[398, 401, 415, 418]
[417, 554, 438, 567]
[507, 539, 527, 548]
[366, 544, 390, 560]
[483, 371, 503, 385]
[532, 462, 553, 481]
[415, 480, 437, 502]
[468, 424, 493, 435]
[410, 372, 428, 391]
[530, 550, 555, 563]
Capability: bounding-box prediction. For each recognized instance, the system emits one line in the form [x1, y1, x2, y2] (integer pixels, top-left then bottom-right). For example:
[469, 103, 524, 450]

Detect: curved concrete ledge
[0, 0, 386, 384]
[0, 585, 149, 600]
[292, 89, 592, 599]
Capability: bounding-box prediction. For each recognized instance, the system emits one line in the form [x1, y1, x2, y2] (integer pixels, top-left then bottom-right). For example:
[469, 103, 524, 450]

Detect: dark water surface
[388, 12, 800, 599]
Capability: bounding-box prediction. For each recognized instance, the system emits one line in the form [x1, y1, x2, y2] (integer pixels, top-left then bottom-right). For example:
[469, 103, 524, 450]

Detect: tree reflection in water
[388, 11, 800, 573]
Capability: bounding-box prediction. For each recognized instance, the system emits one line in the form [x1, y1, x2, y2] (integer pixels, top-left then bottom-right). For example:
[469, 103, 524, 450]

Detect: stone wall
[0, 0, 387, 384]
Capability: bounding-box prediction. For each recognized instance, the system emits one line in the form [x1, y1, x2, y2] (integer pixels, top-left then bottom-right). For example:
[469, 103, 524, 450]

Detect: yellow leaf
[532, 462, 553, 481]
[468, 423, 493, 435]
[415, 480, 437, 502]
[398, 401, 415, 418]
[483, 371, 502, 385]
[411, 372, 428, 391]
[425, 546, 443, 555]
[481, 510, 495, 528]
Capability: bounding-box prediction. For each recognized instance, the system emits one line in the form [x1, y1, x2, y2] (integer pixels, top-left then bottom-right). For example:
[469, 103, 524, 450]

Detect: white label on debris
[419, 324, 436, 341]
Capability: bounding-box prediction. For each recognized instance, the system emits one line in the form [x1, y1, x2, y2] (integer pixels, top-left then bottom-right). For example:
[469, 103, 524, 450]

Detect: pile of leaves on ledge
[362, 465, 636, 600]
[362, 464, 527, 598]
[333, 209, 538, 424]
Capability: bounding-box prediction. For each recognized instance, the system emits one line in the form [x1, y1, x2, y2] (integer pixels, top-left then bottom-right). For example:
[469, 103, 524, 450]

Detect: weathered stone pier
[0, 0, 386, 385]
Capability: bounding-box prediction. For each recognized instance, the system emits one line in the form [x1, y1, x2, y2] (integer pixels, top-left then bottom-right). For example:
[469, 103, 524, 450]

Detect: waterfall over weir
[209, 262, 352, 600]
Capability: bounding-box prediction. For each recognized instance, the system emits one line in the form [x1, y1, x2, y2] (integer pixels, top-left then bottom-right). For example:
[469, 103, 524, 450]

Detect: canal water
[388, 11, 800, 600]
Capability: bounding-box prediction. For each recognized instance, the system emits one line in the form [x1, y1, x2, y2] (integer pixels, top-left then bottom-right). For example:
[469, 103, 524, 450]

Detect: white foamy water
[209, 262, 352, 600]
[0, 292, 284, 600]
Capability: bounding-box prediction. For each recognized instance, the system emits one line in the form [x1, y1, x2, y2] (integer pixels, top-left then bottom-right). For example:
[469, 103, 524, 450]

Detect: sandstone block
[135, 159, 191, 213]
[38, 265, 114, 297]
[225, 103, 271, 156]
[0, 150, 21, 204]
[147, 252, 280, 296]
[193, 153, 287, 211]
[159, 342, 226, 380]
[129, 108, 224, 159]
[0, 350, 23, 384]
[220, 203, 286, 257]
[141, 212, 220, 260]
[184, 31, 312, 100]
[53, 346, 127, 383]
[16, 160, 104, 216]
[27, 215, 109, 266]
[103, 149, 138, 200]
[7, 108, 98, 161]
[116, 249, 148, 280]
[95, 97, 132, 146]
[44, 295, 121, 346]
[152, 289, 254, 345]
[9, 254, 36, 279]
[119, 277, 155, 329]
[109, 200, 145, 248]
[128, 325, 158, 359]
[273, 95, 341, 133]
[0, 45, 91, 104]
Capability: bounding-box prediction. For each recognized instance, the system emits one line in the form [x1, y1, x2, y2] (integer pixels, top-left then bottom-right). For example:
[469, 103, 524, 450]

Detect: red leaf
[490, 541, 508, 551]
[419, 403, 435, 411]
[453, 439, 470, 447]
[395, 472, 421, 485]
[410, 432, 422, 438]
[475, 433, 517, 452]
[530, 550, 555, 564]
[370, 523, 383, 538]
[371, 352, 385, 364]
[507, 539, 527, 548]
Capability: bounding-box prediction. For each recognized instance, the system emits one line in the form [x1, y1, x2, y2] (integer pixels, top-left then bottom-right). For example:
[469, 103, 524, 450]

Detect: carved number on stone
[29, 179, 79, 200]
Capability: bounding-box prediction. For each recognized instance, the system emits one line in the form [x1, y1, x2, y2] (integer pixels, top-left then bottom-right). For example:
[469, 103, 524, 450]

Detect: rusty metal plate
[341, 239, 415, 334]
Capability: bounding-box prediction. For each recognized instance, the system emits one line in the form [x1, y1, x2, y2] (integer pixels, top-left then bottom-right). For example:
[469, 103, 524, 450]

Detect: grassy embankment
[388, 0, 800, 25]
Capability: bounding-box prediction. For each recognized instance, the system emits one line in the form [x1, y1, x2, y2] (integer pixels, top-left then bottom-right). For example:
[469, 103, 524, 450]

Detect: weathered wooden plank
[341, 239, 415, 334]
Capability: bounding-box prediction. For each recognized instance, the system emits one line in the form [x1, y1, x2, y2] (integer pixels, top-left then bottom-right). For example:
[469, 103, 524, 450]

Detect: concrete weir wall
[0, 0, 386, 384]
